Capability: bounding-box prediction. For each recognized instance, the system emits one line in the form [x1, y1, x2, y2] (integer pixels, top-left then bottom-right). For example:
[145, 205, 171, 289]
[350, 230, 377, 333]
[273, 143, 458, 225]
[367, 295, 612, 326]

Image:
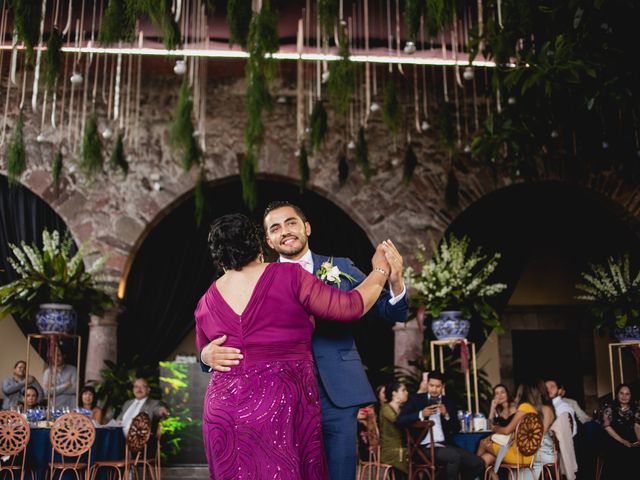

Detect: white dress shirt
[552, 396, 577, 436]
[418, 396, 446, 446]
[121, 398, 146, 435]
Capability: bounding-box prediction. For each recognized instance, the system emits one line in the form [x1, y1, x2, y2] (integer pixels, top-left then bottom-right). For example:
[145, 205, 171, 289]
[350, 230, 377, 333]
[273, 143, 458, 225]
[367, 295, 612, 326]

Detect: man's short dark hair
[263, 201, 308, 224]
[427, 370, 445, 383]
[545, 378, 563, 390]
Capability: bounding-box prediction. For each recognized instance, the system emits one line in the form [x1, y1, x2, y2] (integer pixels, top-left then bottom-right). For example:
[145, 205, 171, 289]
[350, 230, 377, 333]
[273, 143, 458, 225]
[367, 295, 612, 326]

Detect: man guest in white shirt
[117, 378, 169, 435]
[545, 378, 577, 436]
[397, 371, 485, 480]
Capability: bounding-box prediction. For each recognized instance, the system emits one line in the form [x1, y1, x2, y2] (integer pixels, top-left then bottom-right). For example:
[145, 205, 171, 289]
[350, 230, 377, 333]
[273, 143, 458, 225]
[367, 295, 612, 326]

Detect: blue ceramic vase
[612, 324, 640, 343]
[431, 311, 470, 340]
[35, 304, 77, 334]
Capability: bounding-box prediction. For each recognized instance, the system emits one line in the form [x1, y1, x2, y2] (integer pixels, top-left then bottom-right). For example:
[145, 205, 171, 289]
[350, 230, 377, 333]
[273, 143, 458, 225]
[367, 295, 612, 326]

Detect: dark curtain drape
[119, 178, 392, 386]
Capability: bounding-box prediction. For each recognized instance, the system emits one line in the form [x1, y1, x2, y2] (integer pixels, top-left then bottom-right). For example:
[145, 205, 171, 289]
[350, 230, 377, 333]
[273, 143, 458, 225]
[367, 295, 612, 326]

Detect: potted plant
[0, 229, 112, 333]
[575, 253, 640, 342]
[407, 235, 507, 340]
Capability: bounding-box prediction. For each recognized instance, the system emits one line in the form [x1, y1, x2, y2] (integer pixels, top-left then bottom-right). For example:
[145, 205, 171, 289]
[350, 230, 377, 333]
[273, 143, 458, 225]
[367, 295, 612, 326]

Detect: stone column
[393, 318, 424, 371]
[84, 306, 122, 383]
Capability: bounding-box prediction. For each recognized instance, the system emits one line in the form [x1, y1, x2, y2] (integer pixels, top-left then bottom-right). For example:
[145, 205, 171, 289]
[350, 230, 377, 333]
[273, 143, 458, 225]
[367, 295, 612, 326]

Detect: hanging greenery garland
[9, 0, 41, 63]
[328, 26, 355, 118]
[99, 0, 137, 44]
[403, 143, 418, 185]
[383, 79, 400, 138]
[110, 133, 129, 176]
[138, 0, 181, 50]
[424, 0, 456, 37]
[318, 0, 339, 38]
[445, 168, 460, 207]
[241, 150, 257, 210]
[298, 144, 310, 192]
[436, 101, 457, 154]
[52, 149, 63, 191]
[404, 0, 424, 43]
[227, 0, 253, 49]
[355, 127, 370, 182]
[194, 168, 206, 226]
[43, 29, 63, 94]
[80, 110, 104, 179]
[309, 100, 328, 152]
[6, 111, 26, 187]
[169, 76, 201, 172]
[338, 151, 349, 186]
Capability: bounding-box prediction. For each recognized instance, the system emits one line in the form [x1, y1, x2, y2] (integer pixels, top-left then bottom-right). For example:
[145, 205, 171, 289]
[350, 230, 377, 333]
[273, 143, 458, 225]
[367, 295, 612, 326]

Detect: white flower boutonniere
[316, 258, 355, 286]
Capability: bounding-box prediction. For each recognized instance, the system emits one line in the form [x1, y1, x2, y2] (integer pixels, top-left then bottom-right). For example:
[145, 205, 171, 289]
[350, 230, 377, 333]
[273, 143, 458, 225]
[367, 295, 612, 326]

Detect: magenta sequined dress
[195, 262, 364, 479]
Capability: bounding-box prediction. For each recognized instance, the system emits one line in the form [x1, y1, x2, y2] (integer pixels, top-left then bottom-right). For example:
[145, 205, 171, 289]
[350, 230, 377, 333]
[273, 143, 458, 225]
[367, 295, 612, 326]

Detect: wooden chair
[357, 410, 396, 480]
[138, 423, 162, 480]
[0, 411, 34, 480]
[47, 413, 96, 480]
[405, 420, 438, 480]
[484, 413, 544, 480]
[541, 432, 560, 480]
[89, 412, 153, 480]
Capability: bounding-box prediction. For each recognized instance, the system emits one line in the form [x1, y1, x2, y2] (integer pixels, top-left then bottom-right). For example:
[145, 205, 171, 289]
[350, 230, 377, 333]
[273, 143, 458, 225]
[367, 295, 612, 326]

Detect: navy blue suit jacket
[396, 393, 459, 443]
[310, 252, 409, 408]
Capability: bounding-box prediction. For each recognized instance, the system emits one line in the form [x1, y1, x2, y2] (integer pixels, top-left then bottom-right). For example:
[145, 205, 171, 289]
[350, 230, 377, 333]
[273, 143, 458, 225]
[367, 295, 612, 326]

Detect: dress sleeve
[296, 266, 364, 321]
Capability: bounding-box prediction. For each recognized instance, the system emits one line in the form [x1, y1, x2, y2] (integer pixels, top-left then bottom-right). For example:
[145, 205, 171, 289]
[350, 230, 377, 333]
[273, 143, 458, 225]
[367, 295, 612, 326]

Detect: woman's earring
[259, 254, 264, 263]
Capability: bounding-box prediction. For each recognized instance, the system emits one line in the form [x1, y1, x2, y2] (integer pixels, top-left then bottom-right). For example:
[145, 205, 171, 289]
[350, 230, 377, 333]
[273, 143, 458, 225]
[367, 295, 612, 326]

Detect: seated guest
[116, 378, 169, 435]
[479, 379, 555, 480]
[558, 385, 592, 423]
[17, 386, 42, 412]
[600, 383, 640, 479]
[545, 378, 577, 436]
[79, 385, 103, 425]
[43, 349, 77, 410]
[476, 384, 517, 459]
[397, 371, 484, 480]
[379, 382, 409, 478]
[2, 360, 44, 410]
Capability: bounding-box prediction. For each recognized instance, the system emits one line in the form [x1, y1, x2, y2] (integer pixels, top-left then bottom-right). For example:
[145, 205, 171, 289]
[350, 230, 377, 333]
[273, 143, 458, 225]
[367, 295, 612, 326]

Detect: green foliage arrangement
[80, 110, 103, 179]
[99, 0, 137, 44]
[436, 101, 456, 154]
[109, 133, 128, 176]
[52, 149, 63, 190]
[241, 150, 257, 210]
[9, 0, 41, 62]
[328, 27, 355, 118]
[139, 0, 181, 50]
[226, 0, 253, 48]
[383, 80, 400, 138]
[407, 235, 507, 331]
[403, 143, 418, 185]
[0, 229, 112, 322]
[355, 127, 370, 182]
[43, 29, 63, 93]
[6, 111, 26, 187]
[298, 144, 309, 192]
[169, 77, 201, 173]
[309, 101, 328, 152]
[575, 253, 640, 330]
[318, 0, 339, 38]
[404, 0, 424, 42]
[424, 0, 457, 37]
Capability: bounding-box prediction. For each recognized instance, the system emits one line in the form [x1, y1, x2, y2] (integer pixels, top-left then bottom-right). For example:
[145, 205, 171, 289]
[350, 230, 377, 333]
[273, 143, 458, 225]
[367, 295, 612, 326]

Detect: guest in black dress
[601, 383, 640, 479]
[476, 384, 517, 464]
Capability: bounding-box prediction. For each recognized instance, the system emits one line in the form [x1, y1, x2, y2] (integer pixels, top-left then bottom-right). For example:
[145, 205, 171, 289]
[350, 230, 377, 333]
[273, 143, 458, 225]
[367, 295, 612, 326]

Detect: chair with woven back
[357, 409, 396, 480]
[0, 410, 34, 480]
[485, 413, 544, 480]
[47, 412, 96, 480]
[89, 412, 153, 480]
[405, 420, 438, 480]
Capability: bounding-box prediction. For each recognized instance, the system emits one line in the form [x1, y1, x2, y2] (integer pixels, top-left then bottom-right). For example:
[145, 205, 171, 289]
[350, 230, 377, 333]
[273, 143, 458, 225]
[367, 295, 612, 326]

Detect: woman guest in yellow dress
[379, 382, 409, 478]
[478, 380, 555, 479]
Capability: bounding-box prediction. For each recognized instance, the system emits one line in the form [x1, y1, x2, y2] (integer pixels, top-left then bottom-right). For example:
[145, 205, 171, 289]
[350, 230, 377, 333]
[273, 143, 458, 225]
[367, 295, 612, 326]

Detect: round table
[27, 426, 124, 480]
[452, 431, 491, 453]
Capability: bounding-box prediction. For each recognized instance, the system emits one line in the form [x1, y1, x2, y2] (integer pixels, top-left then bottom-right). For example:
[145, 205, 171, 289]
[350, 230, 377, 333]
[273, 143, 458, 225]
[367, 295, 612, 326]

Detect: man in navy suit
[201, 201, 408, 479]
[397, 371, 485, 480]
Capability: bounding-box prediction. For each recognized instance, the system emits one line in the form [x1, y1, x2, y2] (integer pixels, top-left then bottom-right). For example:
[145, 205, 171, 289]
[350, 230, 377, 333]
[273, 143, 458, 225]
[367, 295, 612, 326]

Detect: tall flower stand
[25, 333, 81, 422]
[608, 341, 640, 399]
[429, 339, 480, 414]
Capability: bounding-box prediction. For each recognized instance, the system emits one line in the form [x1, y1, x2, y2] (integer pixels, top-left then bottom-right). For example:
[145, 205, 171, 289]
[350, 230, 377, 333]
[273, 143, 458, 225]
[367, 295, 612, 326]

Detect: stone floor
[161, 465, 209, 480]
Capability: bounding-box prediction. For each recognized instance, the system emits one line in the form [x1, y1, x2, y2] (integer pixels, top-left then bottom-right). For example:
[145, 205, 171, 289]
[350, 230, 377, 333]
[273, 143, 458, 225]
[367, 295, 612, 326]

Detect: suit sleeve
[296, 266, 364, 321]
[345, 259, 409, 324]
[397, 394, 426, 427]
[442, 399, 460, 435]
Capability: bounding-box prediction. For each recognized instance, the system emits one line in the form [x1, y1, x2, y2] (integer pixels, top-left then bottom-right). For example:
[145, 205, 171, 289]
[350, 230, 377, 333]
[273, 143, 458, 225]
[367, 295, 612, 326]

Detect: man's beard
[277, 235, 308, 258]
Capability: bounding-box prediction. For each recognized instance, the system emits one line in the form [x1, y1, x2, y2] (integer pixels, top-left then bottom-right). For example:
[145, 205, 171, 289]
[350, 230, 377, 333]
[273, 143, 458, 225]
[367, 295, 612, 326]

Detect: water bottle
[473, 412, 487, 431]
[464, 411, 472, 432]
[457, 410, 465, 432]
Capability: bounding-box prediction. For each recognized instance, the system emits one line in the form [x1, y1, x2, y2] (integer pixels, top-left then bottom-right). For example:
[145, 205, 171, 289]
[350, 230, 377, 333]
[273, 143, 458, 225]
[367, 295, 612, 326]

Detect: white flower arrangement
[575, 253, 640, 329]
[408, 235, 507, 330]
[316, 259, 355, 287]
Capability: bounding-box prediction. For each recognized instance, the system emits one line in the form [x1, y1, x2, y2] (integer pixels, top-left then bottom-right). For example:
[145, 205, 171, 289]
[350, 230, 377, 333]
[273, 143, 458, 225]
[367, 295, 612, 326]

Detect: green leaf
[6, 111, 26, 187]
[298, 144, 310, 192]
[80, 110, 103, 179]
[109, 133, 129, 176]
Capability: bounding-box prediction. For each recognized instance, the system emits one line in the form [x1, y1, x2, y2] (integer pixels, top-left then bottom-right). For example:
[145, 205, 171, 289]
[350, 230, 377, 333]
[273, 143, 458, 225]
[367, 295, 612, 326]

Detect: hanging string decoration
[169, 76, 201, 173]
[109, 132, 128, 176]
[298, 143, 309, 192]
[328, 26, 355, 118]
[52, 148, 63, 191]
[99, 0, 137, 44]
[6, 111, 26, 186]
[43, 28, 63, 94]
[403, 143, 418, 185]
[383, 79, 400, 138]
[309, 100, 328, 152]
[80, 110, 103, 179]
[8, 0, 42, 62]
[226, 0, 253, 48]
[355, 126, 370, 182]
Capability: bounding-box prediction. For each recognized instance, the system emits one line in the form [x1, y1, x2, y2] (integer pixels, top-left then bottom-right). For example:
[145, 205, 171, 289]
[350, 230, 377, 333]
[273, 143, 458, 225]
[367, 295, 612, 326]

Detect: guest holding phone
[601, 384, 640, 479]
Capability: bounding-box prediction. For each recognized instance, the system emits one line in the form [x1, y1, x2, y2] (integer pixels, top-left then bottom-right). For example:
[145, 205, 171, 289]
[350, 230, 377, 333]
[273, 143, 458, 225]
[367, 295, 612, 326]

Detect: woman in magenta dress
[195, 213, 392, 479]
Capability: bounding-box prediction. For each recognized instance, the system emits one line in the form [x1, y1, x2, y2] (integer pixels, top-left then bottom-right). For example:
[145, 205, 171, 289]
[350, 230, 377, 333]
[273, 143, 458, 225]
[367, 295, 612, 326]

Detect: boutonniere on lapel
[316, 258, 355, 286]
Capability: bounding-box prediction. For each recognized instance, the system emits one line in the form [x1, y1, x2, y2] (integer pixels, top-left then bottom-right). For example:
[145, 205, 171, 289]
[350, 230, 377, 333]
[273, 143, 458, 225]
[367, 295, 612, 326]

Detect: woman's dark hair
[384, 381, 404, 403]
[208, 214, 263, 271]
[21, 385, 39, 399]
[493, 384, 513, 415]
[79, 385, 97, 408]
[514, 379, 551, 415]
[614, 383, 635, 407]
[14, 360, 26, 369]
